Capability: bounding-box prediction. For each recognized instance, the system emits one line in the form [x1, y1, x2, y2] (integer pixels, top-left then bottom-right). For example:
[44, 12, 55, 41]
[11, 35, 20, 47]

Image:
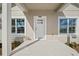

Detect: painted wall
[11, 6, 35, 42]
[1, 4, 79, 43]
[26, 10, 58, 35]
[0, 7, 59, 42]
[7, 6, 27, 42]
[61, 4, 79, 43]
[0, 6, 35, 43]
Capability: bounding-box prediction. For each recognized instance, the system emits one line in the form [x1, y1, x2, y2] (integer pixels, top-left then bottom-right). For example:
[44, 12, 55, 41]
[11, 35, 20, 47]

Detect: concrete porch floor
[0, 35, 79, 56]
[12, 35, 78, 56]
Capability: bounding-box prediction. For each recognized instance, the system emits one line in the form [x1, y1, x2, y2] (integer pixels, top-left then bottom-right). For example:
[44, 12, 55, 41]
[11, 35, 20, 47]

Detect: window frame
[60, 18, 68, 33]
[11, 18, 26, 35]
[69, 18, 76, 33]
[58, 17, 77, 35]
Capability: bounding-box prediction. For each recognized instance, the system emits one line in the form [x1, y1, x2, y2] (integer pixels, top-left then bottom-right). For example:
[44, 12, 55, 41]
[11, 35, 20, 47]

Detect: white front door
[34, 16, 46, 40]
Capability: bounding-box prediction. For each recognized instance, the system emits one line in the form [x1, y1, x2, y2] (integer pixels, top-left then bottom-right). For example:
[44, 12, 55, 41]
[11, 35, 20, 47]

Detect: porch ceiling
[22, 3, 63, 11]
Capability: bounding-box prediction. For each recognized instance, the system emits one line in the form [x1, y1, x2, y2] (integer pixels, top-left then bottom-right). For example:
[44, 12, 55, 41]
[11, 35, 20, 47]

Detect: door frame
[34, 16, 47, 40]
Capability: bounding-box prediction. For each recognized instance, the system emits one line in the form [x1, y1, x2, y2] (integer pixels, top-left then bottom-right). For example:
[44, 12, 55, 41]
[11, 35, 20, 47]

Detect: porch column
[2, 3, 11, 56]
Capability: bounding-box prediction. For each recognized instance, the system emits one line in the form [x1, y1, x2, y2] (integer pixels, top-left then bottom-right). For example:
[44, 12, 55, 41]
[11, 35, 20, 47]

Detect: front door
[34, 16, 46, 40]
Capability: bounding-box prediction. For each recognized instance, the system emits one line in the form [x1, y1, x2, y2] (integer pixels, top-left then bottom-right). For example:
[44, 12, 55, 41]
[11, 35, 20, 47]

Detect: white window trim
[11, 16, 26, 36]
[58, 16, 77, 35]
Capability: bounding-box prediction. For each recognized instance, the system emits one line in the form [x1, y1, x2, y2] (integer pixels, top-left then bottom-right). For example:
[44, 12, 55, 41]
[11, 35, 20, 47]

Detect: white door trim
[34, 16, 47, 40]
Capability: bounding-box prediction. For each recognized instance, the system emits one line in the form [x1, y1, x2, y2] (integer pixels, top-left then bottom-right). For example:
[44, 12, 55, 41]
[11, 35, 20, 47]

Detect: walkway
[12, 35, 78, 56]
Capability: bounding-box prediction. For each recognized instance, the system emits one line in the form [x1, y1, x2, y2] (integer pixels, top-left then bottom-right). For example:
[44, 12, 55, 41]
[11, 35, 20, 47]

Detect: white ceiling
[23, 3, 62, 10]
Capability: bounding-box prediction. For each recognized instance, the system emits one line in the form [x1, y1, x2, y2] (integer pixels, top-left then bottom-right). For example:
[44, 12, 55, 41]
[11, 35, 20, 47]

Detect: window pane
[60, 19, 67, 25]
[17, 19, 25, 33]
[69, 18, 76, 33]
[60, 26, 67, 33]
[17, 19, 24, 27]
[17, 27, 24, 33]
[60, 19, 67, 33]
[69, 18, 76, 26]
[12, 19, 15, 26]
[12, 27, 15, 33]
[69, 27, 75, 33]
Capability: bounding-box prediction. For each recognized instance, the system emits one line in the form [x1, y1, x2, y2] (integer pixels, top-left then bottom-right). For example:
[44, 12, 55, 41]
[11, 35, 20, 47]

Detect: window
[37, 19, 43, 24]
[69, 18, 76, 33]
[12, 27, 16, 33]
[60, 19, 67, 33]
[59, 18, 76, 34]
[12, 19, 15, 26]
[17, 19, 24, 33]
[12, 19, 16, 33]
[11, 18, 25, 34]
